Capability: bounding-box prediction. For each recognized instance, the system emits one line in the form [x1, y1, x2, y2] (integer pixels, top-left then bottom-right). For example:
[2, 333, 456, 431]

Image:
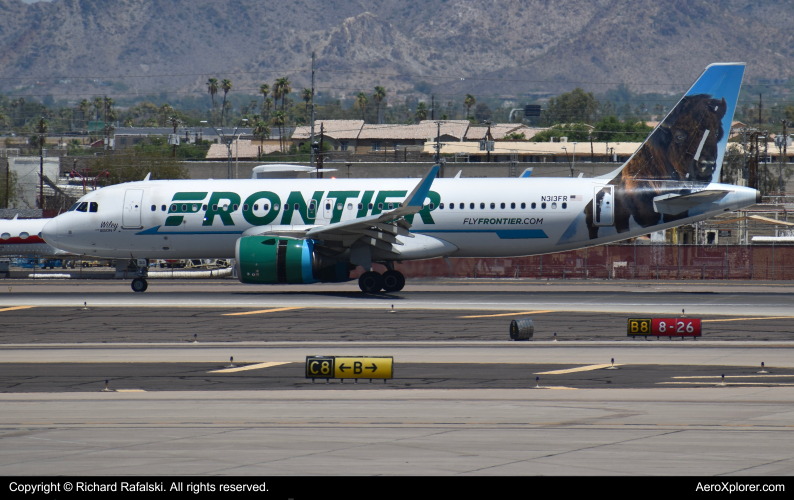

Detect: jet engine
[235, 236, 351, 284]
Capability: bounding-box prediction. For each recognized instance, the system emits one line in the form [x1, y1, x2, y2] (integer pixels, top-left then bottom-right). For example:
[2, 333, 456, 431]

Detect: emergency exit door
[122, 189, 144, 228]
[593, 186, 614, 226]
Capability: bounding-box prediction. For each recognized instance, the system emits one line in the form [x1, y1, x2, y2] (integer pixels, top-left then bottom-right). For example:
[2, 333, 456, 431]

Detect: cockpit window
[76, 202, 88, 212]
[68, 203, 80, 212]
[89, 202, 98, 212]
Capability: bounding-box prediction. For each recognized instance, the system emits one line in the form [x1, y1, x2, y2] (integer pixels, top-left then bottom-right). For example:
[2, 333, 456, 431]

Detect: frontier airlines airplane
[43, 63, 759, 293]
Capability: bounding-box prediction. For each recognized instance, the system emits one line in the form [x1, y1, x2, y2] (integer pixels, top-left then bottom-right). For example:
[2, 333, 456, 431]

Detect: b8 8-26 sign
[627, 318, 702, 337]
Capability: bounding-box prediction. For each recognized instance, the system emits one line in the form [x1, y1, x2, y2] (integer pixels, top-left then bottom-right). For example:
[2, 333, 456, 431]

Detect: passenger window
[233, 204, 238, 211]
[182, 204, 187, 212]
[368, 203, 373, 210]
[511, 202, 515, 209]
[76, 202, 88, 212]
[89, 202, 98, 212]
[521, 202, 526, 209]
[501, 203, 505, 209]
[562, 202, 567, 209]
[243, 204, 249, 211]
[264, 204, 269, 210]
[192, 204, 198, 211]
[449, 203, 454, 210]
[460, 203, 464, 209]
[542, 202, 547, 209]
[254, 204, 259, 211]
[202, 204, 207, 211]
[439, 203, 444, 209]
[490, 203, 495, 209]
[429, 203, 434, 210]
[171, 204, 177, 212]
[336, 203, 342, 211]
[378, 203, 383, 210]
[357, 203, 363, 210]
[480, 203, 485, 209]
[151, 205, 156, 212]
[309, 202, 316, 210]
[551, 202, 557, 209]
[68, 203, 80, 212]
[531, 202, 536, 209]
[347, 203, 353, 210]
[295, 203, 300, 211]
[212, 204, 218, 211]
[388, 203, 393, 210]
[469, 203, 474, 209]
[161, 205, 166, 211]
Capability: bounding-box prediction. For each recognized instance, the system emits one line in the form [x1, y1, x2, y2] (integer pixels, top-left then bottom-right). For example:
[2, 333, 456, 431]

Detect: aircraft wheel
[358, 271, 383, 293]
[131, 278, 148, 293]
[382, 270, 405, 293]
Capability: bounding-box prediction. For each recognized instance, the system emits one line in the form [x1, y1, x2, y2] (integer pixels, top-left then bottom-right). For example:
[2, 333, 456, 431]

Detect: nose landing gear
[131, 277, 148, 293]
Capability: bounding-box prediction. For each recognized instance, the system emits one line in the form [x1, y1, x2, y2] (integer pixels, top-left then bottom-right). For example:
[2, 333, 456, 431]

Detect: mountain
[1, 0, 792, 101]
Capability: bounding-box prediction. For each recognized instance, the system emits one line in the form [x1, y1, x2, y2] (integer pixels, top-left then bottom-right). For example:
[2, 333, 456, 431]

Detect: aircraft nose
[42, 218, 58, 247]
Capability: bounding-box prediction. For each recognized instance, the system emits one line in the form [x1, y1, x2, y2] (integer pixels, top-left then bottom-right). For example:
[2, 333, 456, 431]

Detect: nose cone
[42, 218, 58, 247]
[756, 189, 762, 204]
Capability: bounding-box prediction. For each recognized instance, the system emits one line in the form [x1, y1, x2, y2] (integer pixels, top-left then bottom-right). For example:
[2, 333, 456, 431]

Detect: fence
[356, 245, 794, 281]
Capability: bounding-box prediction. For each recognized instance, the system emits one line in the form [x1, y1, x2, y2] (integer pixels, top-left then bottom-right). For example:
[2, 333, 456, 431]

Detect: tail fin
[616, 63, 745, 184]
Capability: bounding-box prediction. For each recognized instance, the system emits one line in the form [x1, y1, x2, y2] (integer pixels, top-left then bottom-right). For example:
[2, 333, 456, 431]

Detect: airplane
[0, 215, 72, 258]
[42, 63, 760, 293]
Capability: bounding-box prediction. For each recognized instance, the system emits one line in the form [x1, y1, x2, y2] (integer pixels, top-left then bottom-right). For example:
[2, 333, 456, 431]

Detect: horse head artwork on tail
[583, 63, 745, 240]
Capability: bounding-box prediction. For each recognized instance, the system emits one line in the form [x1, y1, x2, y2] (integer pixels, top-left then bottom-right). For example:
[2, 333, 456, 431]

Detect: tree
[252, 118, 271, 157]
[207, 78, 219, 123]
[591, 116, 652, 142]
[259, 83, 270, 118]
[542, 87, 599, 125]
[302, 88, 313, 121]
[274, 77, 291, 111]
[529, 123, 593, 142]
[159, 104, 173, 127]
[220, 79, 233, 126]
[76, 100, 90, 130]
[355, 92, 368, 121]
[464, 94, 476, 118]
[263, 97, 273, 120]
[415, 102, 428, 122]
[372, 86, 386, 124]
[92, 97, 103, 122]
[474, 102, 492, 122]
[271, 110, 286, 153]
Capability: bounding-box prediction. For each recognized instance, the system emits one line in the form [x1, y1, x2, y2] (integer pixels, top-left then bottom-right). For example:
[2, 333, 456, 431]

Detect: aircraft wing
[653, 190, 730, 216]
[251, 165, 439, 253]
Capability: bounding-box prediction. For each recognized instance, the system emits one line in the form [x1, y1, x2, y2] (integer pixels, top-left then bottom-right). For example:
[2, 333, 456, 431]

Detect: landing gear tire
[131, 278, 148, 293]
[358, 271, 383, 293]
[382, 270, 405, 293]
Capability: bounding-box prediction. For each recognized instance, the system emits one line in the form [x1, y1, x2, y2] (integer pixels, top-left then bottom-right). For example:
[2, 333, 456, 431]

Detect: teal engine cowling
[235, 236, 351, 284]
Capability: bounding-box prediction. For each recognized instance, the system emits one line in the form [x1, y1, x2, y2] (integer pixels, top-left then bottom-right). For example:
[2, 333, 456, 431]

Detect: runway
[1, 279, 793, 475]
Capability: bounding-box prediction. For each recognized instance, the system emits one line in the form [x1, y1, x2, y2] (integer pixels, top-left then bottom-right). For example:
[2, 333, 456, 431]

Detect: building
[424, 140, 642, 163]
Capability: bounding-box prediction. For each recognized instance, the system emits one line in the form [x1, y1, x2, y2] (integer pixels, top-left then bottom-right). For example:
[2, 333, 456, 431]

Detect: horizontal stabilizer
[653, 190, 730, 215]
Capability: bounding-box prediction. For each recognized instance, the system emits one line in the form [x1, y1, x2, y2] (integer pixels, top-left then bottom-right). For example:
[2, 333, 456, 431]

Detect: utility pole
[318, 123, 325, 175]
[310, 51, 316, 170]
[759, 93, 763, 126]
[782, 120, 788, 194]
[485, 121, 493, 162]
[170, 116, 180, 158]
[38, 117, 46, 210]
[431, 95, 435, 121]
[434, 121, 441, 163]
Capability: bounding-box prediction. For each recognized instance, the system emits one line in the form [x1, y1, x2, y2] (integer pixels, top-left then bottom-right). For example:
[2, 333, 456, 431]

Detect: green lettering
[357, 191, 375, 218]
[371, 191, 407, 216]
[165, 216, 183, 226]
[281, 190, 324, 225]
[243, 191, 281, 226]
[327, 191, 360, 223]
[203, 192, 242, 226]
[405, 190, 441, 225]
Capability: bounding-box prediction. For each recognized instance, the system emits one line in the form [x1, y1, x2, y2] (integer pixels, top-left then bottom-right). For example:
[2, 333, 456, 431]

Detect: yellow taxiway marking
[702, 316, 794, 323]
[458, 310, 554, 319]
[535, 363, 622, 375]
[222, 307, 303, 316]
[0, 306, 35, 313]
[536, 386, 578, 390]
[673, 374, 794, 379]
[114, 389, 146, 393]
[208, 362, 291, 374]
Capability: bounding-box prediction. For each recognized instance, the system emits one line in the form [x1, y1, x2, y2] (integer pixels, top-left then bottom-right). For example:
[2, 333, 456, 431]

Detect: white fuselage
[0, 218, 71, 257]
[42, 176, 759, 261]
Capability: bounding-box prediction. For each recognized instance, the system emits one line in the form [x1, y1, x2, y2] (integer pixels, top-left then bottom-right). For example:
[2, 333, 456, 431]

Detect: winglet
[404, 165, 440, 208]
[143, 172, 151, 181]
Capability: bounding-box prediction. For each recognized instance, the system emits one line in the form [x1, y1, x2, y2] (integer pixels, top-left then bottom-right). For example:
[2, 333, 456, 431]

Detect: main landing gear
[358, 270, 405, 293]
[131, 278, 148, 293]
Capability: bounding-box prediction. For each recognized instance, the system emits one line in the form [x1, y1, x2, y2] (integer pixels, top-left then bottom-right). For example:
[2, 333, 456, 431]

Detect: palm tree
[464, 94, 476, 119]
[93, 97, 103, 122]
[302, 88, 312, 107]
[372, 86, 386, 124]
[259, 84, 270, 118]
[263, 97, 273, 120]
[248, 99, 259, 118]
[273, 77, 291, 111]
[415, 102, 428, 122]
[207, 78, 219, 123]
[271, 110, 286, 153]
[78, 100, 90, 130]
[355, 92, 368, 122]
[124, 117, 133, 128]
[220, 79, 232, 126]
[252, 118, 271, 150]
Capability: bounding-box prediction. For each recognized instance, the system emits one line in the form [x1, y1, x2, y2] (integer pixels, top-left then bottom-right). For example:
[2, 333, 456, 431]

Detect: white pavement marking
[535, 363, 623, 375]
[672, 374, 794, 379]
[207, 362, 290, 373]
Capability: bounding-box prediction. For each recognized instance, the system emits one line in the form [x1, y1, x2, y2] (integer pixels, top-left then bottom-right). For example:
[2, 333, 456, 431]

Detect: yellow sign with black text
[305, 356, 393, 379]
[627, 318, 652, 336]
